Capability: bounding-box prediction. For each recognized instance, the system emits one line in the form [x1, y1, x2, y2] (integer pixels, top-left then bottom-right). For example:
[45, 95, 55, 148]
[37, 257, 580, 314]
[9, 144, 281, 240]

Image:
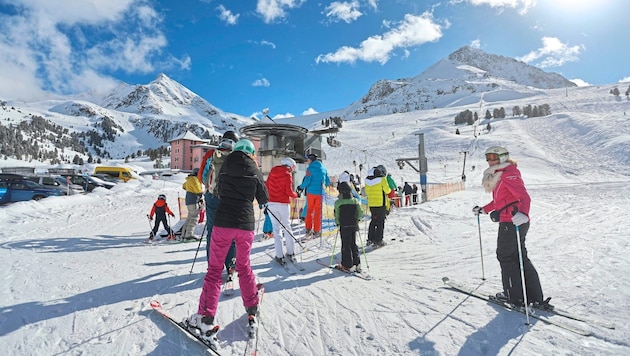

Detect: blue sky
[0, 0, 628, 119]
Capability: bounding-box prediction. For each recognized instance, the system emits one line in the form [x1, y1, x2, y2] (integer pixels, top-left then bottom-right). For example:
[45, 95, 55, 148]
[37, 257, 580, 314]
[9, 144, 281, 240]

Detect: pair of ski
[150, 283, 265, 356]
[442, 277, 615, 336]
[315, 258, 373, 280]
[266, 250, 305, 274]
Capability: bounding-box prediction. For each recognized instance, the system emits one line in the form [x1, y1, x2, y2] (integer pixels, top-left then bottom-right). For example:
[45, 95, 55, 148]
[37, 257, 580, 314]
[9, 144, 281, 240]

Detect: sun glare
[549, 0, 601, 12]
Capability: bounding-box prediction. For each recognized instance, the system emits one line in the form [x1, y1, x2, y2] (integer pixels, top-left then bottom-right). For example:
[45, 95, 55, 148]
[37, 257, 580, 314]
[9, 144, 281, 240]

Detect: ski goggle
[485, 153, 500, 162]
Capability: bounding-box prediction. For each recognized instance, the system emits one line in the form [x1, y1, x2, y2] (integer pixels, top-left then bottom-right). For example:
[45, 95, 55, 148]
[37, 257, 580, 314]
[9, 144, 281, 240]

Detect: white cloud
[250, 40, 277, 49]
[302, 108, 318, 115]
[217, 5, 239, 25]
[0, 0, 187, 100]
[256, 0, 305, 24]
[252, 78, 271, 87]
[324, 1, 363, 24]
[470, 39, 481, 49]
[620, 77, 630, 83]
[570, 78, 590, 87]
[272, 112, 295, 119]
[366, 0, 379, 11]
[467, 0, 536, 15]
[316, 12, 443, 65]
[517, 37, 584, 68]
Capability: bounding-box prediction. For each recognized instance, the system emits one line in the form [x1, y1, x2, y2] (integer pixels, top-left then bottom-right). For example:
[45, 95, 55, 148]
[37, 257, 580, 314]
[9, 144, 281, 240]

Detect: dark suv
[0, 178, 63, 204]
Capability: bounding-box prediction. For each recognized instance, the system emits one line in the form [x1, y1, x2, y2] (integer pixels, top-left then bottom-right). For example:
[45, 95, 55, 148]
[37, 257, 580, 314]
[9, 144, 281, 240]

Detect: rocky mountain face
[344, 46, 577, 119]
[1, 47, 579, 164]
[0, 74, 255, 163]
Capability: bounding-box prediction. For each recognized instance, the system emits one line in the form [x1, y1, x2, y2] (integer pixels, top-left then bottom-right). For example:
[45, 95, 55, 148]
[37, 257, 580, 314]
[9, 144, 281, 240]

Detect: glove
[169, 213, 175, 217]
[296, 187, 304, 195]
[511, 212, 529, 226]
[472, 206, 485, 215]
[259, 203, 268, 210]
[149, 216, 153, 221]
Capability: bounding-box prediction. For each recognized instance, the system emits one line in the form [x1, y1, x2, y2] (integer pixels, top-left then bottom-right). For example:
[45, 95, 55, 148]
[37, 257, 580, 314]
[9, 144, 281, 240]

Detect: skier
[334, 181, 364, 272]
[262, 210, 273, 240]
[186, 139, 268, 345]
[364, 167, 391, 247]
[472, 146, 552, 310]
[337, 171, 361, 200]
[402, 182, 413, 206]
[181, 168, 203, 240]
[265, 157, 298, 264]
[297, 153, 331, 239]
[148, 194, 175, 240]
[198, 131, 238, 275]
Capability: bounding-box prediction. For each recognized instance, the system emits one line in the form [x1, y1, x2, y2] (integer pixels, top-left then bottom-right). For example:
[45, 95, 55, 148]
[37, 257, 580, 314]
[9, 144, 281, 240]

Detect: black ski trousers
[368, 206, 386, 243]
[152, 213, 172, 235]
[496, 222, 544, 305]
[340, 226, 360, 268]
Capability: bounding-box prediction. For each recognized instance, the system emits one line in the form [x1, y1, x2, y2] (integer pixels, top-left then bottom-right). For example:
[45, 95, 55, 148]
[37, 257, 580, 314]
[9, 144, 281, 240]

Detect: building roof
[168, 130, 205, 143]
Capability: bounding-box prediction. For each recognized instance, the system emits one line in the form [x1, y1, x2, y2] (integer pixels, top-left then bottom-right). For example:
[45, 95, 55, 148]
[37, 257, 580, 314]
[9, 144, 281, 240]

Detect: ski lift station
[239, 123, 328, 183]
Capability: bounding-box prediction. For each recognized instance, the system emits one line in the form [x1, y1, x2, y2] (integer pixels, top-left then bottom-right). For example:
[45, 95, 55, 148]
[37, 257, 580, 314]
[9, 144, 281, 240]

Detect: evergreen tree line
[609, 86, 630, 97]
[454, 103, 552, 125]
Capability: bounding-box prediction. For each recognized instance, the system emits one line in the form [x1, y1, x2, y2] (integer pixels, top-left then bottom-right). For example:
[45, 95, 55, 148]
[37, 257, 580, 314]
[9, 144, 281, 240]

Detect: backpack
[205, 149, 227, 196]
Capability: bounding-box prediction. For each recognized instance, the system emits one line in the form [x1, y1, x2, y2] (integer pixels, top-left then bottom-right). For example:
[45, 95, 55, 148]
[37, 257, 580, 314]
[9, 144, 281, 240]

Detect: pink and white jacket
[481, 162, 531, 222]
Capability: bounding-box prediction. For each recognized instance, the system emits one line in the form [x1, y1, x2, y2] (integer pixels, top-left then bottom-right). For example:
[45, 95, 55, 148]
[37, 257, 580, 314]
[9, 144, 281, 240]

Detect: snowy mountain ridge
[343, 46, 577, 119]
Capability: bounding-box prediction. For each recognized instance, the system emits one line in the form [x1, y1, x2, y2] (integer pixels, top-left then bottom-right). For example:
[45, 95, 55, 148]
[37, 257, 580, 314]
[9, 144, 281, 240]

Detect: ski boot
[185, 314, 219, 349]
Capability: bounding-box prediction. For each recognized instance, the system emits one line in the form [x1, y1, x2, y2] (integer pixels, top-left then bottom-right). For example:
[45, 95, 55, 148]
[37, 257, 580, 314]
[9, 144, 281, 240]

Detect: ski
[243, 283, 265, 356]
[266, 251, 296, 275]
[315, 259, 373, 280]
[542, 307, 615, 330]
[287, 256, 305, 271]
[149, 300, 222, 355]
[442, 277, 591, 336]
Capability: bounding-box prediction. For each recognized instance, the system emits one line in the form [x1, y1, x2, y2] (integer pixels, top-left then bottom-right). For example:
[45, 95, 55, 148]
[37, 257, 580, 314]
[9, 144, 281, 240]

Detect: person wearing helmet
[148, 194, 175, 241]
[334, 180, 364, 272]
[187, 138, 268, 345]
[265, 157, 299, 264]
[297, 153, 331, 238]
[472, 146, 551, 310]
[364, 167, 392, 247]
[181, 167, 204, 240]
[197, 131, 240, 274]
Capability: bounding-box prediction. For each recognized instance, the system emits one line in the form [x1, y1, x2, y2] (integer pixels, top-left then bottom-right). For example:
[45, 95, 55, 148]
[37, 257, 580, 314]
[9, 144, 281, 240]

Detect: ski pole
[265, 206, 306, 251]
[515, 224, 530, 325]
[512, 206, 530, 326]
[328, 228, 339, 268]
[477, 214, 486, 280]
[147, 214, 154, 238]
[190, 222, 208, 274]
[357, 218, 370, 271]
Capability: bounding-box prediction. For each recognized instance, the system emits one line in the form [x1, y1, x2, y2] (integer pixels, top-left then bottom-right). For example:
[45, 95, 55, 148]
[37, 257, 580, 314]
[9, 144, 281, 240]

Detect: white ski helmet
[280, 157, 297, 171]
[485, 146, 509, 163]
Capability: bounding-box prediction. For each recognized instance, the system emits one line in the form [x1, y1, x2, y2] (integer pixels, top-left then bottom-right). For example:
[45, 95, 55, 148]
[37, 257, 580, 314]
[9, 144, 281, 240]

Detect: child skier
[334, 181, 364, 272]
[148, 194, 175, 240]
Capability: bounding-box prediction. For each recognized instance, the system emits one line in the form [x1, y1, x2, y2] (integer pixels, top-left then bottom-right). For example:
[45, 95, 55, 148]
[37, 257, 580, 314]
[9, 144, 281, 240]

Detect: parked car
[0, 179, 63, 204]
[93, 166, 136, 182]
[0, 173, 28, 180]
[29, 175, 85, 195]
[87, 175, 116, 190]
[54, 176, 85, 194]
[59, 174, 115, 192]
[91, 173, 123, 184]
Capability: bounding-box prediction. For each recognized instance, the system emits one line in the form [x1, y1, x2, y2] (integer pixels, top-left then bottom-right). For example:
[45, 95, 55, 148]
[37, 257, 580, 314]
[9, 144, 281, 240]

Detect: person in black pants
[334, 182, 364, 272]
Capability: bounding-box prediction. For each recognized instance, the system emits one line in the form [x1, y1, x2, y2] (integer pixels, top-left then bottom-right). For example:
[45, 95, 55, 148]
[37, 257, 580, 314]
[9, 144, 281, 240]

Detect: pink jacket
[482, 164, 531, 222]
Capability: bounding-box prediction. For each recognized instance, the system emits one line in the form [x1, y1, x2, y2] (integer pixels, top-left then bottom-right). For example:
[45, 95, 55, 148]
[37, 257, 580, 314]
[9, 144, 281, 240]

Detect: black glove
[170, 213, 175, 217]
[297, 186, 303, 194]
[472, 206, 485, 216]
